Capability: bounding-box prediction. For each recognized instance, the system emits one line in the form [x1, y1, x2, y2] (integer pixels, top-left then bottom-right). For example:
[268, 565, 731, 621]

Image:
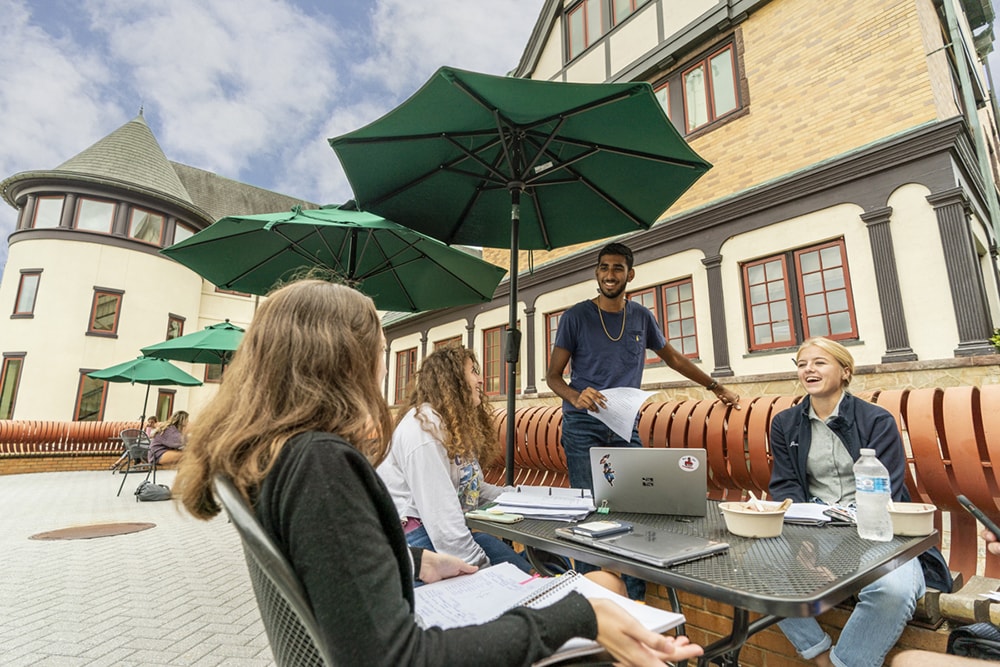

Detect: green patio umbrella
[330, 66, 712, 484]
[160, 205, 508, 312]
[88, 356, 202, 424]
[140, 320, 244, 370]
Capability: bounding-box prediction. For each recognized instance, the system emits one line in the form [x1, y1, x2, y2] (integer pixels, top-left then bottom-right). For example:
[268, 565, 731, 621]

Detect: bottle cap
[859, 448, 875, 455]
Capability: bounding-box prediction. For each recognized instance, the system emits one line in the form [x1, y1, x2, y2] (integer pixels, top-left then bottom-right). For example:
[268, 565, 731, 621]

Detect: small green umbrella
[88, 356, 202, 424]
[160, 205, 508, 313]
[330, 66, 712, 484]
[141, 320, 244, 369]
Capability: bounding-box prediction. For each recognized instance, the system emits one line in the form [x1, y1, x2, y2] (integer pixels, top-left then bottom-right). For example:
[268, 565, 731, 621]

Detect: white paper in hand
[587, 387, 655, 441]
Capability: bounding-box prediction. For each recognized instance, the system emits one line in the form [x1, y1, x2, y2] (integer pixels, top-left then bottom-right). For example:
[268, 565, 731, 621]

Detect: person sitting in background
[149, 411, 188, 466]
[144, 416, 158, 438]
[173, 279, 703, 666]
[377, 345, 531, 573]
[769, 337, 950, 667]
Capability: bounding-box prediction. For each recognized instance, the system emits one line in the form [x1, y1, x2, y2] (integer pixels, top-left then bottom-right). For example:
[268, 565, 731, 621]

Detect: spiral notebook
[414, 562, 684, 665]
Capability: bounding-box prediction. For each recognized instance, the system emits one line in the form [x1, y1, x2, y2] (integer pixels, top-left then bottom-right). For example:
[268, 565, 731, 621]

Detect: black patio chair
[213, 474, 333, 666]
[115, 429, 155, 496]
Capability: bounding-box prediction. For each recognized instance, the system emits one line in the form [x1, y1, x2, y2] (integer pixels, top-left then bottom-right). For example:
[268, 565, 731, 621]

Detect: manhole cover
[30, 522, 156, 540]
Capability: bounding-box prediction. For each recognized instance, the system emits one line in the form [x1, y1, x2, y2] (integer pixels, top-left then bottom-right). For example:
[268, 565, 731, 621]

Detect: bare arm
[654, 344, 741, 409]
[546, 345, 607, 411]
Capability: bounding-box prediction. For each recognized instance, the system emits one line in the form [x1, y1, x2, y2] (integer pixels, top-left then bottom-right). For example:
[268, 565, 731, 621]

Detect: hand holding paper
[587, 387, 655, 441]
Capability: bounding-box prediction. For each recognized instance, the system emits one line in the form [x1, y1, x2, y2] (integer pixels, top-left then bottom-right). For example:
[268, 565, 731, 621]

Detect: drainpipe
[941, 0, 1000, 316]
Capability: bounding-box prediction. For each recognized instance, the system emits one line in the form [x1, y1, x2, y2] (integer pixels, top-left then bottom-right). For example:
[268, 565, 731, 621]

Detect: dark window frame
[87, 288, 124, 337]
[74, 371, 107, 422]
[0, 353, 25, 419]
[545, 310, 571, 379]
[166, 314, 185, 340]
[73, 196, 117, 234]
[394, 347, 417, 405]
[483, 323, 521, 397]
[13, 270, 42, 317]
[742, 239, 857, 352]
[128, 206, 166, 245]
[433, 336, 463, 351]
[32, 196, 64, 229]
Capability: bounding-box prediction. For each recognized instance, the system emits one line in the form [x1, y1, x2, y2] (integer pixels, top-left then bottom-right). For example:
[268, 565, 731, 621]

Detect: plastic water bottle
[853, 448, 893, 541]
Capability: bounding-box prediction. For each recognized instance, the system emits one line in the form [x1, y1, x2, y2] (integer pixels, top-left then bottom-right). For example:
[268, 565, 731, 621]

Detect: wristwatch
[705, 381, 719, 392]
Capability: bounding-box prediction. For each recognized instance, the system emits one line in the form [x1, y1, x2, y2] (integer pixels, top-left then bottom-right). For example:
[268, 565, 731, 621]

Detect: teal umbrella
[160, 205, 507, 312]
[330, 66, 711, 484]
[88, 356, 202, 424]
[141, 320, 244, 369]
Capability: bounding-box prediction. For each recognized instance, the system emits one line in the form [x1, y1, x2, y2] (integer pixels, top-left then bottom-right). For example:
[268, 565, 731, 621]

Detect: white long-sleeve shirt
[377, 405, 508, 567]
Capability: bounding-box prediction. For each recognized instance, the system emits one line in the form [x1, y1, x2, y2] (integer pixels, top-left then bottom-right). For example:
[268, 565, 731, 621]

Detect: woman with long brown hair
[174, 279, 701, 667]
[378, 345, 530, 572]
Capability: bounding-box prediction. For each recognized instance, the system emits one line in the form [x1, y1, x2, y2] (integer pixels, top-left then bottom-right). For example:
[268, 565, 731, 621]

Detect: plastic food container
[888, 502, 936, 536]
[719, 501, 786, 538]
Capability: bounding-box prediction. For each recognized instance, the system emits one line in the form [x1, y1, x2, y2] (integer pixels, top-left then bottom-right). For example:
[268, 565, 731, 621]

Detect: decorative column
[860, 207, 917, 362]
[927, 189, 996, 356]
[465, 321, 475, 350]
[524, 306, 536, 394]
[19, 196, 36, 230]
[419, 332, 428, 358]
[59, 194, 76, 229]
[701, 254, 733, 376]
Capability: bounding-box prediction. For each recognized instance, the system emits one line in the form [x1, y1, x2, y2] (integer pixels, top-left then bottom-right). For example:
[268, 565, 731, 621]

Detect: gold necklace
[597, 301, 626, 341]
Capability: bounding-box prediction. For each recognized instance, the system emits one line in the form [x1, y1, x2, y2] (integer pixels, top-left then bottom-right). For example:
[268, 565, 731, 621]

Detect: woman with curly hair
[174, 279, 702, 666]
[378, 345, 532, 572]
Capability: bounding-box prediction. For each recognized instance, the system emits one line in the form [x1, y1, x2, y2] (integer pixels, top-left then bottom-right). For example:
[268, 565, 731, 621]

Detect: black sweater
[255, 431, 598, 666]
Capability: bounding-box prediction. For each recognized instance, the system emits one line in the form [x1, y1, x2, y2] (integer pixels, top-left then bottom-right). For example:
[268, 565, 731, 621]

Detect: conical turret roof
[55, 113, 193, 204]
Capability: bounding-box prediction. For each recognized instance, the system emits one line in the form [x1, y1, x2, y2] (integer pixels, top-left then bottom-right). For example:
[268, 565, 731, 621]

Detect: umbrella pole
[140, 384, 151, 428]
[505, 188, 523, 486]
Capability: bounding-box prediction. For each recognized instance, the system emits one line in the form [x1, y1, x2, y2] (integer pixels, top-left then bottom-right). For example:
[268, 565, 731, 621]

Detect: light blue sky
[0, 0, 544, 270]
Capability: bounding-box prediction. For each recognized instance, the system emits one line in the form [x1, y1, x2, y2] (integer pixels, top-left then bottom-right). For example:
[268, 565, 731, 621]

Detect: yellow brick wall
[484, 0, 949, 272]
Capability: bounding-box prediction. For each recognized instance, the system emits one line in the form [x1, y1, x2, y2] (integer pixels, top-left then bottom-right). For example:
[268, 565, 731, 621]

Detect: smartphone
[957, 495, 1000, 538]
[570, 519, 633, 539]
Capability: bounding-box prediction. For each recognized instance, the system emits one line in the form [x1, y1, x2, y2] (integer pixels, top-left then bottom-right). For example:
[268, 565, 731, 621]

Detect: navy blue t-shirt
[553, 299, 666, 414]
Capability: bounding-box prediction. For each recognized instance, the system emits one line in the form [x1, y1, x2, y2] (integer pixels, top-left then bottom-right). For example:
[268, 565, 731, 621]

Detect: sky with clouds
[0, 0, 546, 271]
[2, 1, 1000, 275]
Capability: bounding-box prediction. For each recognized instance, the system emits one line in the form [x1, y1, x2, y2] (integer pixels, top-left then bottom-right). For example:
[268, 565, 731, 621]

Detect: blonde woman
[149, 410, 188, 466]
[769, 337, 950, 667]
[378, 346, 530, 572]
[174, 279, 702, 667]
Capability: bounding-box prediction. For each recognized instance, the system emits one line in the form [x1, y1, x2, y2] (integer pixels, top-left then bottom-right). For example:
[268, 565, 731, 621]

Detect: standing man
[547, 242, 740, 493]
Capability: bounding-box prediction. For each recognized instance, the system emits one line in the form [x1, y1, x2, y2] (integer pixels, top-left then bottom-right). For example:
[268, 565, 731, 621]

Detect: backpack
[135, 480, 172, 502]
[947, 622, 1000, 660]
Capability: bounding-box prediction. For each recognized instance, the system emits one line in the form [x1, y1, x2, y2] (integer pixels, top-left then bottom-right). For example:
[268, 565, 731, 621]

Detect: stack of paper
[415, 562, 685, 666]
[491, 486, 595, 521]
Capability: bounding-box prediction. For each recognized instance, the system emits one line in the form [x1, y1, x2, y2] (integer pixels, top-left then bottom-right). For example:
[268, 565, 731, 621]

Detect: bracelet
[706, 381, 719, 392]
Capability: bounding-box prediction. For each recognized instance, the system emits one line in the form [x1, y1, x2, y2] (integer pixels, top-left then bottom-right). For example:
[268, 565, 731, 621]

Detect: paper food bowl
[888, 502, 936, 536]
[719, 501, 786, 538]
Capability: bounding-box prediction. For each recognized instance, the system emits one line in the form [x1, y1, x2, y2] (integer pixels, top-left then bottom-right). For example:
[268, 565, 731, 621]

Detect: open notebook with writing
[414, 562, 685, 666]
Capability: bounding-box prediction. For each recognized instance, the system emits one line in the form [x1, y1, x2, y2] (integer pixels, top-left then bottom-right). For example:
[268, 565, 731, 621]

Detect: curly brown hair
[396, 345, 500, 464]
[175, 280, 393, 520]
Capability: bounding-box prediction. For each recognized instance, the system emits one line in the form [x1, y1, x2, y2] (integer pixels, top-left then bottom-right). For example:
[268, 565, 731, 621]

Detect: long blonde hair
[176, 280, 393, 519]
[153, 410, 188, 436]
[396, 345, 499, 463]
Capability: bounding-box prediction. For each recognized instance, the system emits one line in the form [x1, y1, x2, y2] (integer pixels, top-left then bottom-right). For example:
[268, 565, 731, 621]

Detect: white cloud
[0, 0, 545, 271]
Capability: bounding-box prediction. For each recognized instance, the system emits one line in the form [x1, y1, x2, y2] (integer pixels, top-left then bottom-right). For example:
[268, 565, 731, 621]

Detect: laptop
[555, 520, 729, 567]
[590, 447, 708, 516]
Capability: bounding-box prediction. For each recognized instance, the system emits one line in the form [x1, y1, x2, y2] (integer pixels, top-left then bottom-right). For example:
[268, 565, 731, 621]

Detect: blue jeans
[561, 410, 646, 600]
[777, 556, 925, 667]
[405, 525, 533, 576]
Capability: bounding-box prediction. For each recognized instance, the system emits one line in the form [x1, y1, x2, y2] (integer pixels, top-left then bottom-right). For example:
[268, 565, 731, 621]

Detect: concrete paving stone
[1, 470, 274, 666]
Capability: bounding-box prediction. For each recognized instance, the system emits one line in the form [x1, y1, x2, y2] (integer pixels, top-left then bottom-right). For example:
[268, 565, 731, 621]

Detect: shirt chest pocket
[624, 329, 645, 362]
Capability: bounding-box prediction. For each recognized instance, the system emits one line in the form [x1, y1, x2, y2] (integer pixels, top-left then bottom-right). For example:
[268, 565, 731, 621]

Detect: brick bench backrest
[484, 387, 1000, 582]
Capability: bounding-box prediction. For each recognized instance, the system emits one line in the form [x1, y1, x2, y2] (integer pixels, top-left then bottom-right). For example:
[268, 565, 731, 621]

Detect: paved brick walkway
[0, 470, 273, 666]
